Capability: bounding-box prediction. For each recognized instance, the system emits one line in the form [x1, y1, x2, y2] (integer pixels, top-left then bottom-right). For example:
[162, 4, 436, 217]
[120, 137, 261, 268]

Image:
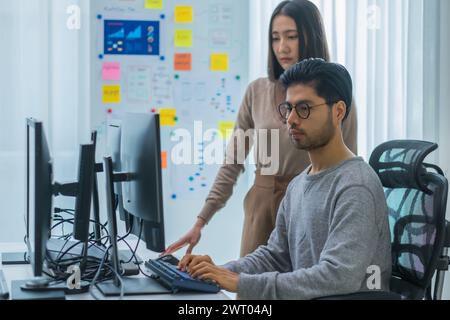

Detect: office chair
[321, 140, 450, 300]
[371, 140, 449, 300]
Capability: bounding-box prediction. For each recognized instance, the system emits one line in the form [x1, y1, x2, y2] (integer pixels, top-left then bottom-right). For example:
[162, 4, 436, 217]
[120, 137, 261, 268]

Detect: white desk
[0, 242, 230, 300]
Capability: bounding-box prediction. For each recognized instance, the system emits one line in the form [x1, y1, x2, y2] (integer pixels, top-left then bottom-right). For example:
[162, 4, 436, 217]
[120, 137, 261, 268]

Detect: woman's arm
[198, 82, 257, 223]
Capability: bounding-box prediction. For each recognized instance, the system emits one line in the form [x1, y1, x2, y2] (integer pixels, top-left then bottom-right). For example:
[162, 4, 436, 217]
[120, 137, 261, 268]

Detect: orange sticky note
[161, 151, 168, 169]
[174, 53, 192, 71]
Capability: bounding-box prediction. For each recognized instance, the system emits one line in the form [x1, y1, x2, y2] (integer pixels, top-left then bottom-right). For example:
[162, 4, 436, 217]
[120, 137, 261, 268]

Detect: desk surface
[0, 242, 230, 300]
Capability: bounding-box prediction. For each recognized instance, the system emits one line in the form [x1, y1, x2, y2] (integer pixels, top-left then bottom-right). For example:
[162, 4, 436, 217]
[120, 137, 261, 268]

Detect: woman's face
[271, 15, 300, 70]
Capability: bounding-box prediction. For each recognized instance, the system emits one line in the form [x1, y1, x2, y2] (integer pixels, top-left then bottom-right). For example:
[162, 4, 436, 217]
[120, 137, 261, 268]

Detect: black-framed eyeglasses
[278, 101, 335, 123]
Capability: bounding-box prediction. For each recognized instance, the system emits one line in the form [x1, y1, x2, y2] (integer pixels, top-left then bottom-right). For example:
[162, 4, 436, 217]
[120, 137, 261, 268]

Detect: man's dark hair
[268, 0, 330, 81]
[280, 58, 353, 121]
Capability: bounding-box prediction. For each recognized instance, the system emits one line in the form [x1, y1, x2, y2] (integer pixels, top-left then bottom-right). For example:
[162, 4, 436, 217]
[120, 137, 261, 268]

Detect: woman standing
[164, 0, 357, 257]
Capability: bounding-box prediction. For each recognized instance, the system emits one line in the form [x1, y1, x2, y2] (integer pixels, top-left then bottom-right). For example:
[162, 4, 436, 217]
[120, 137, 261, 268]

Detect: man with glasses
[178, 58, 392, 300]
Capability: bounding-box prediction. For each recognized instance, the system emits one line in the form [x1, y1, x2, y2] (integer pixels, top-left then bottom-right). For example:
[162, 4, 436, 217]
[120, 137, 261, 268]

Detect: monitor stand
[96, 277, 171, 296]
[100, 157, 171, 297]
[10, 279, 66, 300]
[15, 276, 90, 292]
[1, 252, 29, 265]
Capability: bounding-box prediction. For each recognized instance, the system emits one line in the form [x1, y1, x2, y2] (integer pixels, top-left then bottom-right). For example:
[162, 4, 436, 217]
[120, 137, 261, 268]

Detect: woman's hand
[161, 218, 206, 256]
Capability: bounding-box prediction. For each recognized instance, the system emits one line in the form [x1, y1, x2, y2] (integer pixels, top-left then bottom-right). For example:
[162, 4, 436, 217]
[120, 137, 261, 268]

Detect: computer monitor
[120, 113, 165, 253]
[26, 118, 53, 277]
[25, 118, 96, 277]
[72, 144, 96, 242]
[51, 143, 96, 244]
[106, 120, 130, 228]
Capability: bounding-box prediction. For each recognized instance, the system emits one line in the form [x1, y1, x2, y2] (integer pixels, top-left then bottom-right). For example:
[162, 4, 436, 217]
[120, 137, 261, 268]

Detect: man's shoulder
[285, 170, 309, 194]
[339, 158, 381, 186]
[334, 158, 385, 203]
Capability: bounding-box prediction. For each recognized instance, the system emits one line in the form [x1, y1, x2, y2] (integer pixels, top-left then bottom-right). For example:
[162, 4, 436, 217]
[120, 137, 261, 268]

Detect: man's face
[286, 84, 336, 151]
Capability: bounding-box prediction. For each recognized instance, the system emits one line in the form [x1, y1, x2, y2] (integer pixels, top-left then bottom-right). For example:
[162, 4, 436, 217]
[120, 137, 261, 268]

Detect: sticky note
[145, 0, 163, 10]
[102, 85, 121, 104]
[159, 108, 177, 126]
[102, 62, 121, 81]
[211, 53, 229, 72]
[218, 121, 235, 139]
[174, 53, 192, 71]
[161, 151, 168, 169]
[175, 5, 193, 23]
[175, 30, 193, 47]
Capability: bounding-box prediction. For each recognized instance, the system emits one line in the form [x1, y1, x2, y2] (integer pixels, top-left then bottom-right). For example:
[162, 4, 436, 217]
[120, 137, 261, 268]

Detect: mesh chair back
[370, 140, 448, 299]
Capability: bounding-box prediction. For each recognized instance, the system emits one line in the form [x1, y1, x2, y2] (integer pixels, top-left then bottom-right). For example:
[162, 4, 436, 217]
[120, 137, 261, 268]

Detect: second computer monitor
[120, 113, 165, 252]
[106, 120, 129, 226]
[73, 143, 96, 242]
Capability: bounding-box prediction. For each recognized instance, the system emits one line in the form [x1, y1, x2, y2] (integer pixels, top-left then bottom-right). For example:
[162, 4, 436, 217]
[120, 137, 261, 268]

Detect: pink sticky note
[102, 62, 121, 81]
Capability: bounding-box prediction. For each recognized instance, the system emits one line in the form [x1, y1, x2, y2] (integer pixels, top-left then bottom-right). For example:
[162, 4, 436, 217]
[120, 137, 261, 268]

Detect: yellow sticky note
[145, 0, 163, 10]
[175, 5, 193, 23]
[160, 108, 177, 127]
[218, 121, 235, 139]
[175, 30, 193, 47]
[211, 53, 229, 72]
[102, 85, 121, 104]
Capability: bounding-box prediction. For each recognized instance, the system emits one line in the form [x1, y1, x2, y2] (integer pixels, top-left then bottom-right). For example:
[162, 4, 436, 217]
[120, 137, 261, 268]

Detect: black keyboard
[145, 255, 220, 294]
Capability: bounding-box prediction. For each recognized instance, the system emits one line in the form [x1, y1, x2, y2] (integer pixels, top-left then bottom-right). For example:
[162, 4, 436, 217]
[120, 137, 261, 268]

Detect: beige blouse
[198, 77, 358, 223]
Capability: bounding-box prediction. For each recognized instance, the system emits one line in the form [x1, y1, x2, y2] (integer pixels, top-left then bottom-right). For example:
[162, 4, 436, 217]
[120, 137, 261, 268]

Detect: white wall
[0, 0, 91, 243]
[0, 0, 50, 242]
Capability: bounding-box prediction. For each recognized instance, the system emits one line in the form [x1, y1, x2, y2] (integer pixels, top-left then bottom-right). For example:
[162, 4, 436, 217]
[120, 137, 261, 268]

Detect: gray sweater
[223, 157, 392, 300]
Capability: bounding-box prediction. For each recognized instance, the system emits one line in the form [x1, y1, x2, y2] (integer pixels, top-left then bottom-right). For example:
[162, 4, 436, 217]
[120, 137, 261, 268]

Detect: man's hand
[189, 262, 239, 293]
[178, 254, 239, 293]
[178, 254, 214, 272]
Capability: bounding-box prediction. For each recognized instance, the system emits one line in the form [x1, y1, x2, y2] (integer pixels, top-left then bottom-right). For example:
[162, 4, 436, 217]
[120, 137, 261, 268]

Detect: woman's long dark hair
[268, 0, 330, 81]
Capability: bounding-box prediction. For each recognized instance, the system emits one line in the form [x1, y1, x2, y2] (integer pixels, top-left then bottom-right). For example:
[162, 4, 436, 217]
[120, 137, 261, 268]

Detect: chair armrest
[444, 220, 450, 247]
